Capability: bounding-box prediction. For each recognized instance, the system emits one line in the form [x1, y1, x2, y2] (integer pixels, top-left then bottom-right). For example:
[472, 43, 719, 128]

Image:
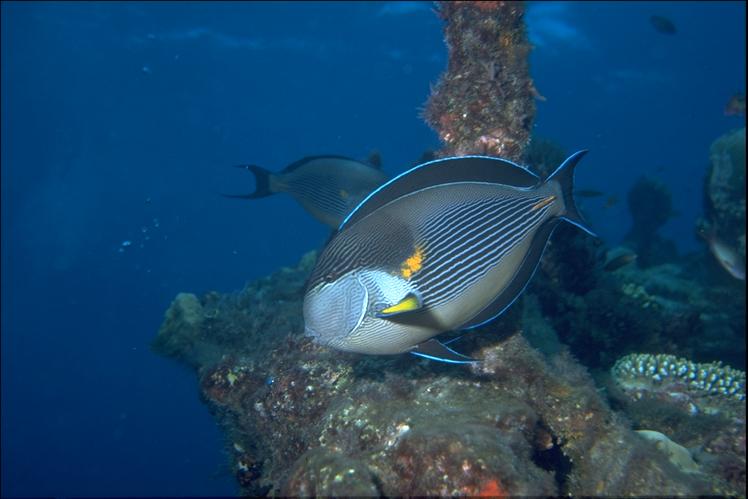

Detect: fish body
[705, 232, 745, 280]
[303, 151, 595, 362]
[725, 92, 746, 117]
[650, 15, 677, 35]
[224, 155, 387, 228]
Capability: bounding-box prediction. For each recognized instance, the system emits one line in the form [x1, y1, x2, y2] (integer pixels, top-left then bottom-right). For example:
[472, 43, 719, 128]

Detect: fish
[700, 228, 745, 280]
[603, 251, 638, 272]
[724, 92, 745, 117]
[603, 195, 619, 209]
[223, 154, 387, 228]
[575, 189, 604, 198]
[303, 151, 595, 363]
[650, 15, 677, 35]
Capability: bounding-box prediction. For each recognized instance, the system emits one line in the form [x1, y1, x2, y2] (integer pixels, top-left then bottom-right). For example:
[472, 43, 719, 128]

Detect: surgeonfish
[223, 154, 387, 228]
[303, 151, 596, 363]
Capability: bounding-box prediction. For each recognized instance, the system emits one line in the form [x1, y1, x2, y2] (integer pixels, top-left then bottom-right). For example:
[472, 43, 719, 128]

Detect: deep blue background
[2, 1, 744, 496]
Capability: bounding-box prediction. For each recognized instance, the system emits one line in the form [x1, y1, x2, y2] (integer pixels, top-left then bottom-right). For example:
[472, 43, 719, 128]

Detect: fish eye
[323, 274, 334, 283]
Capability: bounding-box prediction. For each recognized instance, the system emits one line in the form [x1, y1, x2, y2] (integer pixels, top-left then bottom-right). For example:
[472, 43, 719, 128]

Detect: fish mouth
[302, 274, 369, 347]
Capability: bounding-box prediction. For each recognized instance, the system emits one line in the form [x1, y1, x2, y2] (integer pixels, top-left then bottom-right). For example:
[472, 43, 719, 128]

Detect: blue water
[1, 1, 744, 496]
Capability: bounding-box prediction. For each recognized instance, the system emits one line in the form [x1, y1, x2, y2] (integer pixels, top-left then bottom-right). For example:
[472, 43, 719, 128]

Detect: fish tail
[546, 150, 597, 237]
[222, 164, 277, 199]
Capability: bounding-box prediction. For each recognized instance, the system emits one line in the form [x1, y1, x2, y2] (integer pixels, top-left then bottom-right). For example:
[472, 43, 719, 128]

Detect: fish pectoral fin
[409, 339, 478, 364]
[376, 292, 423, 318]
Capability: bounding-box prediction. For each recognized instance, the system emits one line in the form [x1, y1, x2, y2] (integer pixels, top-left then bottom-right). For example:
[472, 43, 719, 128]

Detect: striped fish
[223, 154, 387, 228]
[303, 151, 595, 363]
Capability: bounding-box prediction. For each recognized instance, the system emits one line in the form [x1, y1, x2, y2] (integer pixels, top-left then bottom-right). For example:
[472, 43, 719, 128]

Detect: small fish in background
[603, 195, 619, 209]
[223, 153, 387, 228]
[304, 150, 596, 363]
[724, 92, 746, 117]
[414, 150, 437, 165]
[603, 250, 638, 272]
[699, 228, 745, 280]
[575, 189, 604, 198]
[650, 15, 677, 35]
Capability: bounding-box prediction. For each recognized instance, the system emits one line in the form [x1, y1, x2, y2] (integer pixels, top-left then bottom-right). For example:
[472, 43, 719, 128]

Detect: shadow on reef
[153, 132, 745, 497]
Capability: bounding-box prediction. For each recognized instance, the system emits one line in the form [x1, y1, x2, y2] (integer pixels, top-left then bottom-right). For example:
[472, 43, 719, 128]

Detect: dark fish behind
[303, 151, 595, 363]
[223, 154, 387, 228]
[650, 15, 677, 35]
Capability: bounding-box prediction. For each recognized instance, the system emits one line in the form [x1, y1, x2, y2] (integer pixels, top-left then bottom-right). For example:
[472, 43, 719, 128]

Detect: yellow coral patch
[401, 246, 424, 279]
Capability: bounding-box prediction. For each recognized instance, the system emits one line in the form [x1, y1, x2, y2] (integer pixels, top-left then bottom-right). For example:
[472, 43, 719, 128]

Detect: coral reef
[624, 176, 678, 267]
[153, 293, 207, 369]
[534, 252, 746, 370]
[611, 353, 745, 410]
[608, 352, 746, 495]
[699, 127, 746, 261]
[154, 249, 742, 496]
[423, 1, 536, 161]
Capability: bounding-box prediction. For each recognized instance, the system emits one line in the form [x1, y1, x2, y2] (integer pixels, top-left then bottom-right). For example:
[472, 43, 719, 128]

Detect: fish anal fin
[410, 339, 477, 364]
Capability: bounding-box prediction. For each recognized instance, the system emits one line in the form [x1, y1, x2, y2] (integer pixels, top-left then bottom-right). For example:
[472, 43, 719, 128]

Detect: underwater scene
[1, 1, 745, 497]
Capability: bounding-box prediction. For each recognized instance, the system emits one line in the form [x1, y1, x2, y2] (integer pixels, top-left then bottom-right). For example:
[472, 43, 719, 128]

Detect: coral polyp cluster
[612, 353, 745, 402]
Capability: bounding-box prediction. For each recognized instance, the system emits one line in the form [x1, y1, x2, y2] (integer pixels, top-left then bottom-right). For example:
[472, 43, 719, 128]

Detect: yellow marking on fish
[381, 294, 421, 315]
[400, 246, 424, 279]
[531, 195, 556, 211]
[339, 189, 349, 199]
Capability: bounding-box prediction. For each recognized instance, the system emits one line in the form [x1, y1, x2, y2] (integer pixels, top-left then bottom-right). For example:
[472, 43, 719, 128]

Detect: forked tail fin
[221, 164, 275, 199]
[546, 150, 597, 237]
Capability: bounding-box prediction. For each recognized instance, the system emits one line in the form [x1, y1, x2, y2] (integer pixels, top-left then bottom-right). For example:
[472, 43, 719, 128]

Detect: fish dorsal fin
[340, 156, 540, 230]
[282, 155, 358, 173]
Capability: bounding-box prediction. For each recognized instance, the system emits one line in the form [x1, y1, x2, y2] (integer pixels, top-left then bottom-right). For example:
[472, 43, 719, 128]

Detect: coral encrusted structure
[423, 1, 537, 161]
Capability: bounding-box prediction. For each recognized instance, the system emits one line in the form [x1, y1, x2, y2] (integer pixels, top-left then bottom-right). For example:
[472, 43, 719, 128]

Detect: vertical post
[424, 1, 538, 162]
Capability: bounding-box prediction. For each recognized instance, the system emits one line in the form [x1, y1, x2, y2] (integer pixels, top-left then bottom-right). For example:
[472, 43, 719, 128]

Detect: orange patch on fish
[531, 195, 556, 211]
[401, 246, 424, 279]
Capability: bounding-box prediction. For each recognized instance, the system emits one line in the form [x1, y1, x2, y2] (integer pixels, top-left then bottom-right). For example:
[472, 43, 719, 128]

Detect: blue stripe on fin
[409, 338, 478, 364]
[559, 216, 598, 237]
